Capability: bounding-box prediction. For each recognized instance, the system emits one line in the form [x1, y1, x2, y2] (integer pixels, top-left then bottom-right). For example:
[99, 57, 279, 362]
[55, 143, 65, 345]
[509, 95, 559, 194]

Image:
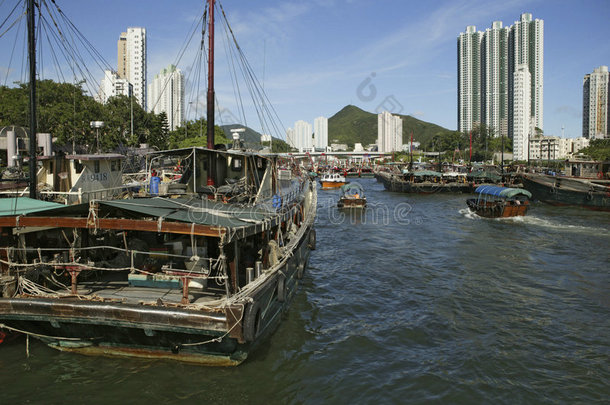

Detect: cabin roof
[0, 197, 64, 216]
[66, 154, 125, 160]
[474, 185, 532, 199]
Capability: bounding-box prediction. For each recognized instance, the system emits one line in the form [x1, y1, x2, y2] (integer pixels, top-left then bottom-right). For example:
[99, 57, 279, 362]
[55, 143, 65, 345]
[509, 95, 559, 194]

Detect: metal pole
[206, 0, 216, 187]
[27, 0, 37, 199]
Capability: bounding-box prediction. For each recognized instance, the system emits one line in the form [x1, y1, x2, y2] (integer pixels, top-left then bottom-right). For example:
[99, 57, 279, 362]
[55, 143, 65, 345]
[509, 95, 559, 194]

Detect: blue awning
[474, 185, 532, 199]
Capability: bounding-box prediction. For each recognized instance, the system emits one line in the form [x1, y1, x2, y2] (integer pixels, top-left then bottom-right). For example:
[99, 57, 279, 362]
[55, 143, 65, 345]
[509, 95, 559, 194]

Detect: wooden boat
[337, 182, 366, 208]
[319, 172, 347, 189]
[521, 173, 610, 211]
[379, 170, 472, 193]
[0, 0, 317, 366]
[466, 185, 531, 218]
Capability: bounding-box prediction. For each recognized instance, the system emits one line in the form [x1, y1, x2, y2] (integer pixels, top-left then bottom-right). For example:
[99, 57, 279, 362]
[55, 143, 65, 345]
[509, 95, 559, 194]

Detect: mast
[28, 0, 37, 198]
[206, 0, 215, 186]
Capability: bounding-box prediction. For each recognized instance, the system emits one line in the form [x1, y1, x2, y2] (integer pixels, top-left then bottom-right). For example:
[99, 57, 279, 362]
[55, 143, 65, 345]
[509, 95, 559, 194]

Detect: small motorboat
[319, 172, 348, 189]
[466, 185, 532, 218]
[337, 182, 367, 208]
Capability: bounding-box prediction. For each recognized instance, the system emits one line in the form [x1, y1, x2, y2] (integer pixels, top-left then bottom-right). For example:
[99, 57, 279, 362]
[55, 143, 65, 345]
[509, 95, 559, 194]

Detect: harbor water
[1, 177, 608, 404]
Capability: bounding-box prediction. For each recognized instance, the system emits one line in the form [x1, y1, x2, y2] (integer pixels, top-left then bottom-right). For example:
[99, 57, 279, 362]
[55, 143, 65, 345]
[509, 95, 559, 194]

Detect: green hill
[328, 105, 455, 148]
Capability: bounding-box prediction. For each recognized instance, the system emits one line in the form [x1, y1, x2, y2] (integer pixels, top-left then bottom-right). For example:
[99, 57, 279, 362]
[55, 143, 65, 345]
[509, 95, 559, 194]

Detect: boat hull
[466, 199, 529, 218]
[0, 225, 314, 365]
[521, 174, 610, 211]
[379, 173, 472, 194]
[319, 181, 346, 189]
[337, 198, 367, 209]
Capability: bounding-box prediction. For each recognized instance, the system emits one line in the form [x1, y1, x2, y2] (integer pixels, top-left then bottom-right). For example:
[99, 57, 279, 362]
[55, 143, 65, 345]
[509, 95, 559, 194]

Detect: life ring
[277, 273, 286, 303]
[243, 301, 262, 342]
[308, 228, 316, 250]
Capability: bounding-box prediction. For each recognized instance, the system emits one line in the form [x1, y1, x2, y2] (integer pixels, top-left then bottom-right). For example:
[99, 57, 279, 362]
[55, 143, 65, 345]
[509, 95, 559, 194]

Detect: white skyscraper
[509, 13, 544, 135]
[458, 12, 543, 144]
[294, 120, 313, 152]
[286, 128, 296, 150]
[377, 111, 402, 153]
[583, 65, 610, 138]
[148, 65, 184, 131]
[482, 21, 509, 137]
[96, 70, 132, 104]
[513, 64, 531, 161]
[457, 26, 482, 134]
[313, 116, 328, 150]
[117, 27, 147, 110]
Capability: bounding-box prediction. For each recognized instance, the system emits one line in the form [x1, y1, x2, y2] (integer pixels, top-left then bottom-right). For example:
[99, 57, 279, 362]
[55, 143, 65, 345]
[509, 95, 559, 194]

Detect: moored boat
[521, 173, 610, 211]
[466, 185, 531, 218]
[0, 0, 317, 366]
[337, 182, 366, 208]
[0, 147, 317, 365]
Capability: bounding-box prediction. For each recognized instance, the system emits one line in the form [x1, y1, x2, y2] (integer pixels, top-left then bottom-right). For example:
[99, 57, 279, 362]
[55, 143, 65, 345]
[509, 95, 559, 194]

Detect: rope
[0, 322, 96, 342]
[180, 302, 245, 347]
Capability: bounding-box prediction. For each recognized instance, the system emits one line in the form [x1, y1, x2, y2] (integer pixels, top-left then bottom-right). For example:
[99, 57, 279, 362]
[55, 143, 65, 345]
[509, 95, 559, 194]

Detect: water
[1, 177, 609, 404]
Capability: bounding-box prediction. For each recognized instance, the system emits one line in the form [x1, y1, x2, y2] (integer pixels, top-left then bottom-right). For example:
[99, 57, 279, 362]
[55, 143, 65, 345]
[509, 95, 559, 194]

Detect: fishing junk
[0, 147, 317, 365]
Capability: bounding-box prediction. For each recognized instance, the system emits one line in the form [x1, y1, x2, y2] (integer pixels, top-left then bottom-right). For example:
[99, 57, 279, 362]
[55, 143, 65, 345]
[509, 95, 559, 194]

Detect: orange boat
[319, 172, 348, 189]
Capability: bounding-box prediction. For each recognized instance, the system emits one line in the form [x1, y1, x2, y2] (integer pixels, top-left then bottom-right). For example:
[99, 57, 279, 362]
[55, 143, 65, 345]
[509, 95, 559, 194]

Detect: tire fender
[308, 228, 316, 250]
[243, 301, 262, 342]
[277, 273, 286, 303]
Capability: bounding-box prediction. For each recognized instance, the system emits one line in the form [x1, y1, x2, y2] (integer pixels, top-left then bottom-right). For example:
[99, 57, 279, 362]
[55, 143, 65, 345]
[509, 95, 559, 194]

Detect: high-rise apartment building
[286, 128, 295, 150]
[377, 111, 402, 153]
[513, 64, 531, 161]
[294, 120, 313, 152]
[148, 65, 184, 131]
[482, 21, 509, 137]
[509, 13, 544, 136]
[117, 27, 147, 110]
[96, 70, 132, 104]
[457, 26, 482, 134]
[582, 65, 609, 138]
[313, 116, 328, 150]
[458, 13, 543, 142]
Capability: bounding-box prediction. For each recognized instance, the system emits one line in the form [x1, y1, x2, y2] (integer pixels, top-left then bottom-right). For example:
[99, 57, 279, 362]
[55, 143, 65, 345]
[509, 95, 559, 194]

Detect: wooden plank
[0, 216, 225, 237]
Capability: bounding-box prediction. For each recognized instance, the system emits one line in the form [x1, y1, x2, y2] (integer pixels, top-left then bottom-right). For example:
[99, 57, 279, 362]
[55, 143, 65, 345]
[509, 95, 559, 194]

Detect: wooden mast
[206, 0, 215, 187]
[28, 0, 37, 198]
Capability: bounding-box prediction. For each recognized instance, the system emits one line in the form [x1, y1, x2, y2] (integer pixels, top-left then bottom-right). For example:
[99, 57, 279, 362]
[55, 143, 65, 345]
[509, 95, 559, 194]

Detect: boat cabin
[36, 154, 125, 204]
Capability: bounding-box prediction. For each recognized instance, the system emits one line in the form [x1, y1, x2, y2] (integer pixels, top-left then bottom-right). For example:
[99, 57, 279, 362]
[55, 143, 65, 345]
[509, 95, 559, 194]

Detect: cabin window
[94, 161, 100, 173]
[111, 161, 116, 172]
[74, 160, 83, 174]
[232, 158, 242, 171]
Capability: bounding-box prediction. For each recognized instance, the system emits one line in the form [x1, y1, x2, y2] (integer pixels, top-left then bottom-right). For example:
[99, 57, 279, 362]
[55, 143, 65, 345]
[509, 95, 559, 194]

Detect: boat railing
[0, 184, 130, 205]
[2, 244, 226, 298]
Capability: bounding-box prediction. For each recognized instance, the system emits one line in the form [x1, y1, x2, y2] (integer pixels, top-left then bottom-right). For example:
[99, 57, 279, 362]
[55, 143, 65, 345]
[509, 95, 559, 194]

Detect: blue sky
[1, 0, 609, 141]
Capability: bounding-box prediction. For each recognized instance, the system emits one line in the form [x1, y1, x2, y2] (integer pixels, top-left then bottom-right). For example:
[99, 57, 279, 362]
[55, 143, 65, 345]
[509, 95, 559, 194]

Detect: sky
[1, 0, 609, 141]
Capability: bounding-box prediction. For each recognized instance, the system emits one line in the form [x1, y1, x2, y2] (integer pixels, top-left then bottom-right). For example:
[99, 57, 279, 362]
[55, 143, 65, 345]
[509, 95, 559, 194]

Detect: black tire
[308, 228, 316, 250]
[277, 273, 286, 303]
[243, 301, 261, 342]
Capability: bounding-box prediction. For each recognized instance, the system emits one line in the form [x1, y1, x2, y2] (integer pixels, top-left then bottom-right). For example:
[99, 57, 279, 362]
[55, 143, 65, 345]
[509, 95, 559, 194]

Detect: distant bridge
[283, 151, 393, 158]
